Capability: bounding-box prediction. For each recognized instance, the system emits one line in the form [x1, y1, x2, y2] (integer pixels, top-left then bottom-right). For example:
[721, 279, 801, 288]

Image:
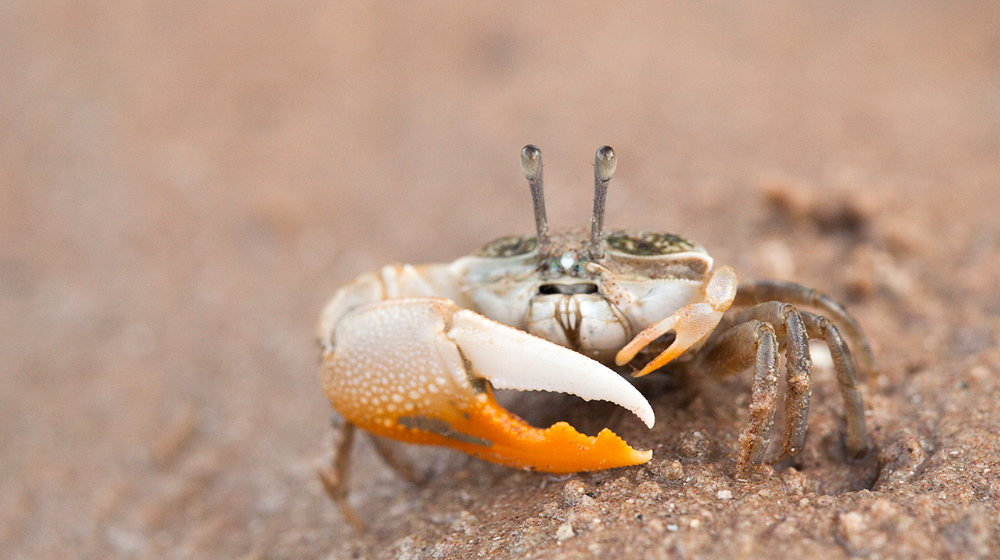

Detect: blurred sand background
[2, 1, 999, 558]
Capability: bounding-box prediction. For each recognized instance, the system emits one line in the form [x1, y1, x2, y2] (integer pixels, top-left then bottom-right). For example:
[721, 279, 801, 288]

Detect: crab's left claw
[616, 266, 737, 377]
[321, 298, 654, 473]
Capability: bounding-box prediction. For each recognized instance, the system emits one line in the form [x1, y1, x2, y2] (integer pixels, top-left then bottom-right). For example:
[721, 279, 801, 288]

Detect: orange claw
[320, 298, 654, 473]
[355, 385, 652, 473]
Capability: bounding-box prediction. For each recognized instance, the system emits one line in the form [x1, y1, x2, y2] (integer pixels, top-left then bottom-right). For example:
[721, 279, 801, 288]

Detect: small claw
[321, 298, 653, 473]
[616, 266, 737, 377]
[615, 303, 712, 377]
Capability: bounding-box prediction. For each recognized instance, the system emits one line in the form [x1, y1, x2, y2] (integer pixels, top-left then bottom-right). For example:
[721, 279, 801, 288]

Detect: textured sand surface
[2, 2, 999, 558]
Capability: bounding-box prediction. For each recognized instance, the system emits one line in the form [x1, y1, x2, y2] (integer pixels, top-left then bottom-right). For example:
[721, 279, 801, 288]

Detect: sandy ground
[2, 1, 1000, 558]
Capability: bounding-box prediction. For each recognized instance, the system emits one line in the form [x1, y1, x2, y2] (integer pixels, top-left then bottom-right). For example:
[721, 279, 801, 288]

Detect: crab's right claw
[320, 298, 654, 473]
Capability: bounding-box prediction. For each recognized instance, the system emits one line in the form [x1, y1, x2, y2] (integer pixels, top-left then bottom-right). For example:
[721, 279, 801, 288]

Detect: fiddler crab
[317, 146, 876, 528]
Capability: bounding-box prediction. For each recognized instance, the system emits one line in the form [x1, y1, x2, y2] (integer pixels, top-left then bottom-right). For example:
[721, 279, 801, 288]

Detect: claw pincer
[321, 297, 652, 471]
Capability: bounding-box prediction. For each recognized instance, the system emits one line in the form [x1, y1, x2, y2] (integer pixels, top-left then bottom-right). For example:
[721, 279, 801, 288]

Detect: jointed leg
[317, 418, 365, 532]
[694, 320, 779, 469]
[735, 280, 878, 376]
[799, 311, 871, 457]
[718, 302, 813, 459]
[369, 434, 426, 484]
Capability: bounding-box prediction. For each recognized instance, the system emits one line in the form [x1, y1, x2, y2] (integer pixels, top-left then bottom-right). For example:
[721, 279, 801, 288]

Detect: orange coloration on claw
[322, 298, 653, 473]
[357, 387, 652, 473]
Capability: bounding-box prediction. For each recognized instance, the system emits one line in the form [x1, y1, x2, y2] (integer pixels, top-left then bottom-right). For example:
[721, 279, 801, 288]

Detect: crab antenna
[588, 145, 616, 259]
[521, 144, 551, 252]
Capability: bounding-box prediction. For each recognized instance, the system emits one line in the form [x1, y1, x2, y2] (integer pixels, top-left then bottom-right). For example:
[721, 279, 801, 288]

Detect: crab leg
[320, 297, 654, 472]
[616, 266, 738, 377]
[317, 418, 366, 532]
[734, 280, 878, 375]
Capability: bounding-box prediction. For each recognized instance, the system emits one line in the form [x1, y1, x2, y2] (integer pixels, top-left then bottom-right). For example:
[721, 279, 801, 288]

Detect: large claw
[321, 298, 654, 472]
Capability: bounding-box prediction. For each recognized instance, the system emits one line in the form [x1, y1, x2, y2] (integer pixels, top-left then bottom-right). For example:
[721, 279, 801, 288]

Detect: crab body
[459, 229, 719, 361]
[318, 147, 875, 525]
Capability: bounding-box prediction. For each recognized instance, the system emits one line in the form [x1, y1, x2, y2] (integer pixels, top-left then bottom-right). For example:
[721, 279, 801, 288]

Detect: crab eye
[473, 235, 538, 258]
[604, 231, 701, 256]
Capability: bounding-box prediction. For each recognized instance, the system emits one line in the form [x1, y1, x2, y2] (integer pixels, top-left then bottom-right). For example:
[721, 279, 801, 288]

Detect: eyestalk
[520, 145, 550, 254]
[589, 145, 616, 259]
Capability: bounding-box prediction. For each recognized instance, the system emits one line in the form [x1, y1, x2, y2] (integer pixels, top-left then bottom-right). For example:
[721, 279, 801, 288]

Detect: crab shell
[318, 229, 737, 472]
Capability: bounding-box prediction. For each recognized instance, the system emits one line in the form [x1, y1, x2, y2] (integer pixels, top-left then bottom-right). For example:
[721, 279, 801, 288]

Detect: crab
[317, 145, 876, 528]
